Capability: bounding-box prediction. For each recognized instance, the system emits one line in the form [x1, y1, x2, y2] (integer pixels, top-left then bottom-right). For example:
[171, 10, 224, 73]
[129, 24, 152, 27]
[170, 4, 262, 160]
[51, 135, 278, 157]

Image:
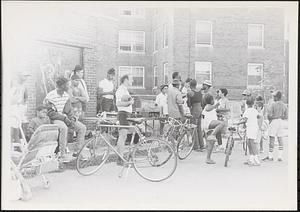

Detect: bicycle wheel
[76, 135, 110, 176]
[224, 137, 233, 167]
[177, 129, 195, 160]
[133, 138, 177, 182]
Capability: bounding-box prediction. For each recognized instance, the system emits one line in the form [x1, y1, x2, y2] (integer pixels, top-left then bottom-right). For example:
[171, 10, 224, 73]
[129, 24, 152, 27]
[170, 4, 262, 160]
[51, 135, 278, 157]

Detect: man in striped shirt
[44, 77, 86, 162]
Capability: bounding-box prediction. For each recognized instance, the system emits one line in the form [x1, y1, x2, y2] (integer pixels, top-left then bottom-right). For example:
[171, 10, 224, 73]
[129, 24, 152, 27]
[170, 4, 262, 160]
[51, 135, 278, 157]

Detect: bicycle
[224, 120, 246, 167]
[160, 115, 197, 160]
[76, 113, 177, 182]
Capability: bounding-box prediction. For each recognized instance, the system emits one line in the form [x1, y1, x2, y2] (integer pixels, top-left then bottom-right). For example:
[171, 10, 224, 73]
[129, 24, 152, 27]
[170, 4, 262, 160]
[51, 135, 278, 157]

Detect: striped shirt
[44, 89, 70, 114]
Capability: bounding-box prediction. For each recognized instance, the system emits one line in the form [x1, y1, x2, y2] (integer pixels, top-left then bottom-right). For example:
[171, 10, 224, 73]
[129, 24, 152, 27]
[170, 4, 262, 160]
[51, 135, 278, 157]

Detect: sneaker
[278, 158, 283, 162]
[199, 147, 206, 152]
[262, 156, 274, 162]
[248, 161, 261, 166]
[59, 154, 75, 163]
[244, 160, 252, 165]
[207, 135, 217, 142]
[206, 159, 216, 164]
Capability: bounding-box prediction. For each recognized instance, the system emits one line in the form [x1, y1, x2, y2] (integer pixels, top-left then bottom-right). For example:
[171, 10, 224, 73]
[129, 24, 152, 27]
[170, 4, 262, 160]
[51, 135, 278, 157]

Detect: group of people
[11, 65, 288, 168]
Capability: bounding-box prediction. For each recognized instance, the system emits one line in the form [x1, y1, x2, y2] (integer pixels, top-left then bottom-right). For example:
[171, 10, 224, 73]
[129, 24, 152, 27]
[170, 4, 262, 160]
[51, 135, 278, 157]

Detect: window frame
[247, 63, 264, 89]
[163, 24, 168, 48]
[118, 66, 145, 89]
[248, 24, 264, 49]
[118, 30, 146, 54]
[153, 29, 158, 54]
[153, 65, 158, 87]
[194, 61, 212, 86]
[195, 20, 213, 47]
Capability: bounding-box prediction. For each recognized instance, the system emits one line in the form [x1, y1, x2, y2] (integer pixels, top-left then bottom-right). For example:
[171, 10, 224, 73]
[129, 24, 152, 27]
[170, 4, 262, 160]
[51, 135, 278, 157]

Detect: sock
[268, 152, 273, 159]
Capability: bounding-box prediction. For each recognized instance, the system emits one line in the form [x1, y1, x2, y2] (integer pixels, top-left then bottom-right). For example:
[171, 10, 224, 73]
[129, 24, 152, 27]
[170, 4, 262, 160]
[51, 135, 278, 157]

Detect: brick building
[7, 6, 286, 120]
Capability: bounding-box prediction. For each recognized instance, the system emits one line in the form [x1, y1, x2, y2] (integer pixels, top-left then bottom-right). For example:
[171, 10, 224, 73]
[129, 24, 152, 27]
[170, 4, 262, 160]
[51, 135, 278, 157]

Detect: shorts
[246, 126, 259, 140]
[117, 111, 131, 126]
[269, 119, 285, 137]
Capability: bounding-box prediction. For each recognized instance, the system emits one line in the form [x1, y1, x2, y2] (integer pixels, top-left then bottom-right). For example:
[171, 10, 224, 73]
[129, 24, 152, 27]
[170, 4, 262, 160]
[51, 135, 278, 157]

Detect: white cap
[203, 80, 212, 87]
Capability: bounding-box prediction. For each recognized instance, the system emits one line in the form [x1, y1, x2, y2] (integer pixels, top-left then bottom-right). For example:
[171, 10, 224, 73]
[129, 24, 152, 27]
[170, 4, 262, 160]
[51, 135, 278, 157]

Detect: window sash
[248, 24, 264, 48]
[119, 31, 145, 53]
[119, 66, 144, 88]
[196, 21, 212, 46]
[153, 66, 158, 87]
[195, 62, 212, 85]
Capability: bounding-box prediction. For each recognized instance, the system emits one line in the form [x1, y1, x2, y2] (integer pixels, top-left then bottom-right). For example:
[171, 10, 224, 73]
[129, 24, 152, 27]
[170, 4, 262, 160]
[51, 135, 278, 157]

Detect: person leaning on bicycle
[115, 75, 135, 166]
[167, 78, 185, 121]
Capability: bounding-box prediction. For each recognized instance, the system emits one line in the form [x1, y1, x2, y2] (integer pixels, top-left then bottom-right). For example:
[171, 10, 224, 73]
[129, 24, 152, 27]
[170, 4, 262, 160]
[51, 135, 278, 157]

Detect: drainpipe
[188, 8, 191, 78]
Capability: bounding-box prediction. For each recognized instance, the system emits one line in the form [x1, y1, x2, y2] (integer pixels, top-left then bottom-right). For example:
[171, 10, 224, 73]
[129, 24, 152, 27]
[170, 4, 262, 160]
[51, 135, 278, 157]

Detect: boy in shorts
[263, 91, 288, 162]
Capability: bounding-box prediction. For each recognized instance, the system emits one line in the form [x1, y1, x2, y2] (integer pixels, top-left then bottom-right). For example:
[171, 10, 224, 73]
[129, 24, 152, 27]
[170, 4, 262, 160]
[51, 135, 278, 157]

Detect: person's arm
[28, 119, 37, 137]
[115, 90, 134, 107]
[205, 101, 220, 112]
[176, 93, 184, 105]
[76, 86, 88, 103]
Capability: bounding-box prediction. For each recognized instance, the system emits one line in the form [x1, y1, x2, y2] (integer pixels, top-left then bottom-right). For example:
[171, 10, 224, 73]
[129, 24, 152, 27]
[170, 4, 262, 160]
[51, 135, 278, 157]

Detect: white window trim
[153, 29, 158, 54]
[118, 66, 145, 89]
[163, 63, 168, 84]
[248, 24, 264, 49]
[118, 30, 146, 54]
[194, 61, 212, 86]
[195, 20, 213, 47]
[119, 8, 145, 18]
[247, 63, 264, 89]
[163, 24, 168, 48]
[153, 66, 158, 87]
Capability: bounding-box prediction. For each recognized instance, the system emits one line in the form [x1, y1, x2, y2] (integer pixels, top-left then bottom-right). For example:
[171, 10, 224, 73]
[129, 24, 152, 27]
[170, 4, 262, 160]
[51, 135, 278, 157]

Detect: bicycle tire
[76, 135, 110, 176]
[177, 129, 195, 160]
[132, 138, 177, 182]
[224, 137, 233, 167]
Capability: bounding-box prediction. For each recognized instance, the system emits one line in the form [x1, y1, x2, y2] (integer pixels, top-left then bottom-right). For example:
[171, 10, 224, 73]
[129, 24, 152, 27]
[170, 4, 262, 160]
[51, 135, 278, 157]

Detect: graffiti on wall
[35, 42, 82, 105]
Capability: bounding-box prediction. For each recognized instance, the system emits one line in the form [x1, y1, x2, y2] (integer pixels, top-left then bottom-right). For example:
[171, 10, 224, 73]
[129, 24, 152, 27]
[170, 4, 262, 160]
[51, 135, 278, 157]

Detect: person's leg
[263, 136, 275, 161]
[205, 121, 221, 164]
[209, 120, 226, 138]
[277, 137, 284, 161]
[73, 121, 87, 153]
[198, 113, 205, 149]
[191, 116, 200, 150]
[52, 120, 68, 159]
[116, 112, 130, 165]
[251, 140, 260, 165]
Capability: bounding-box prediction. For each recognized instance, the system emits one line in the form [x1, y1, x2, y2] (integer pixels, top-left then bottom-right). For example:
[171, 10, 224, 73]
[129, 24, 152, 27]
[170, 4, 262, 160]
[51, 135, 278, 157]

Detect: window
[119, 30, 145, 53]
[163, 63, 169, 84]
[247, 63, 263, 89]
[163, 24, 168, 48]
[120, 8, 145, 18]
[118, 66, 145, 88]
[153, 29, 158, 52]
[195, 21, 212, 46]
[248, 24, 264, 48]
[195, 62, 212, 85]
[153, 66, 158, 87]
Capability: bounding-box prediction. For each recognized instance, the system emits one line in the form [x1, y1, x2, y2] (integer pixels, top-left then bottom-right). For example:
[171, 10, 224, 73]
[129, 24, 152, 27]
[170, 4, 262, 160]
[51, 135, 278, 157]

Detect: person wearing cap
[10, 71, 31, 143]
[241, 89, 252, 114]
[69, 74, 88, 116]
[71, 65, 89, 115]
[181, 78, 192, 116]
[43, 77, 86, 162]
[201, 80, 213, 108]
[169, 71, 182, 89]
[187, 79, 205, 151]
[155, 84, 169, 135]
[97, 68, 116, 113]
[167, 79, 184, 119]
[263, 90, 288, 162]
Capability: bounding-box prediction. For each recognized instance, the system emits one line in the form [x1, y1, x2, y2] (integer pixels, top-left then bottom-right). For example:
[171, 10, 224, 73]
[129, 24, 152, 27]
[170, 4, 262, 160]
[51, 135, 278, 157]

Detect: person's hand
[64, 117, 72, 126]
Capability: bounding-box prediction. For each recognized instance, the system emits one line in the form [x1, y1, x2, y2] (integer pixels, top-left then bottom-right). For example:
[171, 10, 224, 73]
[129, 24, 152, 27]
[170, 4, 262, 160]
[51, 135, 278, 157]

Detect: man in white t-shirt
[98, 68, 116, 112]
[115, 75, 134, 166]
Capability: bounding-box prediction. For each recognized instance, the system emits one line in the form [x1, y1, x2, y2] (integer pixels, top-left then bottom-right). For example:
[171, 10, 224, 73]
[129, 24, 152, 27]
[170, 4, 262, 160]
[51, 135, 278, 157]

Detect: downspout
[188, 8, 191, 78]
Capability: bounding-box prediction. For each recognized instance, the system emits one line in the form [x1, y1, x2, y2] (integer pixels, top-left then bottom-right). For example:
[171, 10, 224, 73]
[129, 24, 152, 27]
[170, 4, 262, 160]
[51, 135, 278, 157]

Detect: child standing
[263, 91, 288, 162]
[155, 84, 168, 135]
[27, 105, 51, 140]
[255, 101, 268, 153]
[242, 97, 261, 166]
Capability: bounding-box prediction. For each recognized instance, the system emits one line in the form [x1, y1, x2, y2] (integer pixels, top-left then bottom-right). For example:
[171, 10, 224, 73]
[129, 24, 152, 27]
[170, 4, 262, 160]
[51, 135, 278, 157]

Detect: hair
[204, 93, 214, 105]
[71, 74, 80, 80]
[185, 78, 192, 83]
[256, 101, 264, 109]
[274, 91, 282, 100]
[255, 95, 264, 102]
[219, 88, 228, 97]
[107, 68, 116, 75]
[160, 84, 168, 91]
[172, 72, 180, 80]
[246, 96, 255, 107]
[56, 77, 69, 87]
[120, 75, 129, 84]
[36, 105, 48, 111]
[189, 79, 197, 88]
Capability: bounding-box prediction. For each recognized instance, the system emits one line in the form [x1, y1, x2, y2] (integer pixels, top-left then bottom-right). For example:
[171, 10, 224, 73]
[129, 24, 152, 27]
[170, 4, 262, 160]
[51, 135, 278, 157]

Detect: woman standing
[187, 79, 205, 152]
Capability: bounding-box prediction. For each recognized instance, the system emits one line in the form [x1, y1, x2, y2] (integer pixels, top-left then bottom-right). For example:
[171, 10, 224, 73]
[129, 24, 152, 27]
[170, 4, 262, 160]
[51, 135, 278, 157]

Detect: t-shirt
[202, 105, 218, 130]
[44, 89, 70, 114]
[267, 101, 288, 121]
[167, 86, 184, 118]
[116, 85, 132, 113]
[243, 107, 259, 139]
[155, 93, 168, 115]
[98, 78, 114, 99]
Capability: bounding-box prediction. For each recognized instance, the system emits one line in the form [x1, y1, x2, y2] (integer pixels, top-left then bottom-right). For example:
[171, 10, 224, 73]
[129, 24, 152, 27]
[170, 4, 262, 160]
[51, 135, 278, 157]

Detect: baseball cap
[160, 84, 168, 91]
[203, 80, 212, 87]
[73, 65, 83, 72]
[272, 90, 282, 99]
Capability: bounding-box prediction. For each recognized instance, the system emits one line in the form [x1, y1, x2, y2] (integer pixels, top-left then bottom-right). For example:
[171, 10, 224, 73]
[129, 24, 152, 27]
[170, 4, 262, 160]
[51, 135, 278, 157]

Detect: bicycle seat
[185, 114, 193, 119]
[127, 118, 145, 125]
[228, 126, 237, 132]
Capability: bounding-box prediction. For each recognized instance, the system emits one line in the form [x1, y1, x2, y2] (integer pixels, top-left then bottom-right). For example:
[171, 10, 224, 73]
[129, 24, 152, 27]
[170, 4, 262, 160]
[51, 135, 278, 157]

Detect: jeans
[52, 120, 87, 155]
[101, 97, 114, 112]
[190, 103, 204, 149]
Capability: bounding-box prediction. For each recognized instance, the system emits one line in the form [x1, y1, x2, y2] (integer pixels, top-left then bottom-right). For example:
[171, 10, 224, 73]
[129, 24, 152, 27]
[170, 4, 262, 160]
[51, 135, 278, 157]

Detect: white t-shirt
[243, 107, 259, 139]
[155, 93, 168, 115]
[115, 85, 132, 113]
[98, 78, 114, 99]
[202, 106, 218, 130]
